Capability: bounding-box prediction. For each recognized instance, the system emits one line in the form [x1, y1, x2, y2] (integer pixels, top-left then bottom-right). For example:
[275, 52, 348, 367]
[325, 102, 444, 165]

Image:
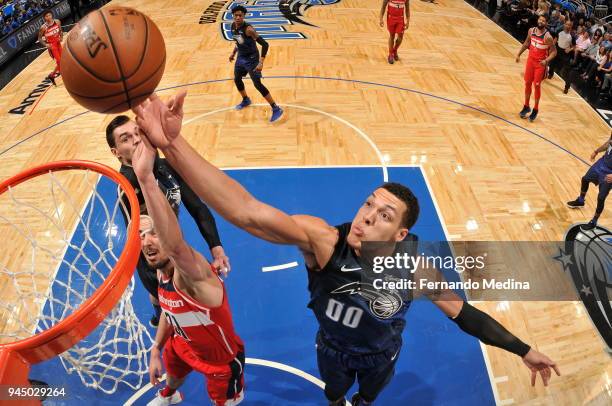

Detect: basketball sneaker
[519, 105, 531, 119]
[393, 51, 399, 61]
[529, 109, 539, 122]
[566, 197, 585, 208]
[47, 74, 56, 86]
[270, 106, 284, 122]
[147, 390, 183, 406]
[235, 97, 252, 110]
[388, 54, 394, 64]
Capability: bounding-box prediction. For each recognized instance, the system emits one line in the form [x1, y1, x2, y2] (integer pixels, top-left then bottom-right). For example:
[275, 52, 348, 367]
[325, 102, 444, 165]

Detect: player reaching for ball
[229, 5, 283, 123]
[129, 122, 245, 406]
[38, 10, 63, 86]
[132, 91, 561, 406]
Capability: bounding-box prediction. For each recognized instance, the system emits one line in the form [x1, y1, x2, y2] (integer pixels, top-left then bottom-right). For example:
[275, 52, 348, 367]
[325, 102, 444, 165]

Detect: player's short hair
[380, 182, 420, 229]
[232, 5, 247, 15]
[105, 115, 131, 148]
[538, 14, 548, 21]
[43, 10, 52, 17]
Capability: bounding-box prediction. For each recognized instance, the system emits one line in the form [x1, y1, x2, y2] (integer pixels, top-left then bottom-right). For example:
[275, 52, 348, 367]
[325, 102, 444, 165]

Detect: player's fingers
[530, 369, 537, 386]
[173, 91, 187, 113]
[541, 368, 550, 386]
[552, 364, 561, 376]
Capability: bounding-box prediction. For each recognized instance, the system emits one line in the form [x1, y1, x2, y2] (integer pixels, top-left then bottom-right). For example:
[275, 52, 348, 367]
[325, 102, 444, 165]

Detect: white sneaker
[147, 390, 183, 406]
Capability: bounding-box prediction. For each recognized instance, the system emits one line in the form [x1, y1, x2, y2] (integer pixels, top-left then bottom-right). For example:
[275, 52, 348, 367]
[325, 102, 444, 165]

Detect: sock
[160, 386, 176, 397]
[271, 103, 278, 109]
[153, 305, 162, 320]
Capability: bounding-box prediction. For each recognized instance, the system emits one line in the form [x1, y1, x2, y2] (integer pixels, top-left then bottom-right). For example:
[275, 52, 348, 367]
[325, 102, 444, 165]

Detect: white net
[0, 166, 153, 394]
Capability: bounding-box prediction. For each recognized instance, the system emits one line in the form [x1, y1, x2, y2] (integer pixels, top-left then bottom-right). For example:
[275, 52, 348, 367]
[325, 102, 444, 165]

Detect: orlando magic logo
[555, 224, 612, 352]
[222, 0, 341, 41]
[331, 281, 404, 319]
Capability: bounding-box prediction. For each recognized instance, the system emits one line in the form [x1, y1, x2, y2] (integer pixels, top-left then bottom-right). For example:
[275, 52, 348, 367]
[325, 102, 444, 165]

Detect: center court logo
[221, 0, 341, 41]
[556, 224, 612, 351]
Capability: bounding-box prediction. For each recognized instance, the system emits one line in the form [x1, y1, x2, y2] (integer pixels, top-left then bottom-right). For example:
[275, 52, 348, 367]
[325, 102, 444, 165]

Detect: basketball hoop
[0, 160, 145, 403]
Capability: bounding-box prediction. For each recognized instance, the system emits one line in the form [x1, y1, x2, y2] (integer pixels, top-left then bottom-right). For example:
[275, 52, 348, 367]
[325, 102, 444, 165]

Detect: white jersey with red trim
[158, 272, 243, 364]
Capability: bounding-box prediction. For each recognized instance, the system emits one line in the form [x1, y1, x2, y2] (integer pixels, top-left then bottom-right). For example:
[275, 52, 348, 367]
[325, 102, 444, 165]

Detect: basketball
[61, 6, 166, 113]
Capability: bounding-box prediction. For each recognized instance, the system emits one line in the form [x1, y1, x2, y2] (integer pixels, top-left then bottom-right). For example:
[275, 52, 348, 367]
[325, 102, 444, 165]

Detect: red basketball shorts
[163, 335, 245, 405]
[387, 17, 405, 34]
[524, 58, 546, 85]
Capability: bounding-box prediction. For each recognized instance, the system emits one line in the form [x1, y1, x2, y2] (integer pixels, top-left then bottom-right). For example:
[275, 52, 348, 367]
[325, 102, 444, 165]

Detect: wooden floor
[0, 0, 611, 404]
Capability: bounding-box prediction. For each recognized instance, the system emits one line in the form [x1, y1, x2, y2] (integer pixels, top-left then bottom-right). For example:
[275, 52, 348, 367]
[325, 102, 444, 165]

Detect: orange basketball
[61, 6, 166, 113]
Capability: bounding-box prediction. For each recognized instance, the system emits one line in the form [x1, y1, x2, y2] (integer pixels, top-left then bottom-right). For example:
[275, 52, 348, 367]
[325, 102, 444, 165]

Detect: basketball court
[0, 0, 611, 405]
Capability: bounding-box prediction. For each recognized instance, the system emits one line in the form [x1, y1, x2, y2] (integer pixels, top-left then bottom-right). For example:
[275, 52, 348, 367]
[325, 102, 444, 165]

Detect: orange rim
[0, 160, 140, 382]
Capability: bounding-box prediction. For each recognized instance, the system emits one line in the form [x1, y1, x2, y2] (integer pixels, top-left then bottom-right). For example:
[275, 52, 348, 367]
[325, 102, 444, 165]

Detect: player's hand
[133, 92, 186, 148]
[211, 246, 231, 277]
[149, 350, 164, 386]
[256, 61, 264, 72]
[164, 91, 187, 140]
[521, 349, 561, 386]
[229, 54, 235, 62]
[131, 131, 156, 180]
[606, 174, 612, 184]
[379, 18, 384, 27]
[515, 55, 520, 63]
[540, 60, 548, 66]
[591, 151, 598, 161]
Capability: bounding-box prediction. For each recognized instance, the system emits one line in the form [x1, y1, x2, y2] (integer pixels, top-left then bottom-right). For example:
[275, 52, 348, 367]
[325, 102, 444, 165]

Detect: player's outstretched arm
[433, 296, 561, 386]
[132, 93, 313, 252]
[132, 133, 213, 282]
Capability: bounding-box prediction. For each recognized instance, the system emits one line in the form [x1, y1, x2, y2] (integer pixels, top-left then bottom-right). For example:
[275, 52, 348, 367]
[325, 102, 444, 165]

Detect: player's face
[111, 120, 142, 166]
[139, 216, 171, 270]
[44, 13, 52, 24]
[537, 16, 547, 29]
[233, 11, 245, 25]
[347, 188, 409, 250]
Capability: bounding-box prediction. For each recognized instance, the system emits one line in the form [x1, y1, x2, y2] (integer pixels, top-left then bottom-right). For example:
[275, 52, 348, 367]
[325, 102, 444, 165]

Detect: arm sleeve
[165, 161, 223, 249]
[450, 302, 531, 357]
[256, 36, 269, 58]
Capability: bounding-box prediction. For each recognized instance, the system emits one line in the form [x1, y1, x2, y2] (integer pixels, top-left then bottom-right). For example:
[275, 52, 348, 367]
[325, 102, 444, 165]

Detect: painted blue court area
[32, 166, 495, 406]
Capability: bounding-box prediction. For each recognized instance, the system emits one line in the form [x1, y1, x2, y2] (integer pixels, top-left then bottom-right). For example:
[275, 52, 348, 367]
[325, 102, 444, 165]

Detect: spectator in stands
[548, 10, 563, 34]
[601, 32, 612, 50]
[572, 26, 592, 64]
[590, 18, 604, 36]
[581, 44, 608, 83]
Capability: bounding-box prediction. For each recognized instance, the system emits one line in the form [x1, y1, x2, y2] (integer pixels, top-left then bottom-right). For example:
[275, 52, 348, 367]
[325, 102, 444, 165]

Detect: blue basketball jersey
[307, 223, 413, 355]
[231, 22, 259, 59]
[594, 136, 612, 173]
